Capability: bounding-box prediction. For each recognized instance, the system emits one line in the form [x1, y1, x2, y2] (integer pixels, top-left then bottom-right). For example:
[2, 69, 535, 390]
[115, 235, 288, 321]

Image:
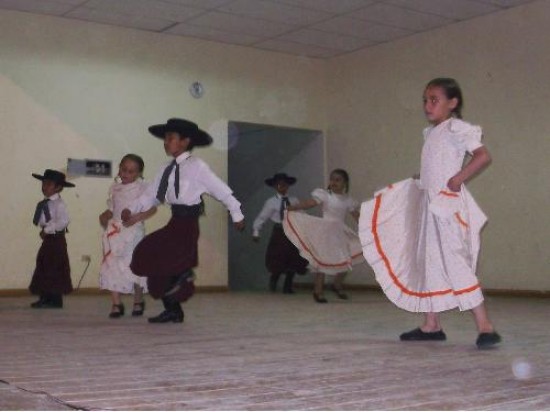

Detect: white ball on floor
[511, 358, 533, 380]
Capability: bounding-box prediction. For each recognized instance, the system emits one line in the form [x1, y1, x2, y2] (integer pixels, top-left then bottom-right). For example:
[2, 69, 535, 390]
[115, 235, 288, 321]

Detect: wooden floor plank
[1, 291, 549, 410]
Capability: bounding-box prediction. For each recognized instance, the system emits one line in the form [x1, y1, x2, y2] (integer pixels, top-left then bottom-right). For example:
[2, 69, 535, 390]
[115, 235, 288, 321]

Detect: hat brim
[148, 124, 213, 147]
[32, 173, 75, 188]
[265, 176, 297, 187]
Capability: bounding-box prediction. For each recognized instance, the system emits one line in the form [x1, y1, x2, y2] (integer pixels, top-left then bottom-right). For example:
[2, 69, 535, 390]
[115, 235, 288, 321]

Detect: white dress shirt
[36, 193, 70, 234]
[252, 194, 298, 237]
[132, 151, 244, 223]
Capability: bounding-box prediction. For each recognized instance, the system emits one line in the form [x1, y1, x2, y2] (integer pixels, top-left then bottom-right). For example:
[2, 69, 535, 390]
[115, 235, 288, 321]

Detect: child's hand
[447, 176, 462, 192]
[122, 214, 140, 227]
[99, 210, 113, 229]
[121, 208, 132, 223]
[234, 220, 245, 232]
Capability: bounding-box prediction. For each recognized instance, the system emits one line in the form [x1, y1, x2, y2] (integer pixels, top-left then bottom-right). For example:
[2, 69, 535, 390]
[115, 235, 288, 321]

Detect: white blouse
[420, 118, 484, 190]
[311, 188, 359, 223]
[107, 179, 150, 222]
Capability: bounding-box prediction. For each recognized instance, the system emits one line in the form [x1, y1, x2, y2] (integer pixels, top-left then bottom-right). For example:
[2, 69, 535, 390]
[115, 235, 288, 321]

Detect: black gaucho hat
[265, 173, 297, 187]
[32, 169, 75, 188]
[148, 118, 213, 147]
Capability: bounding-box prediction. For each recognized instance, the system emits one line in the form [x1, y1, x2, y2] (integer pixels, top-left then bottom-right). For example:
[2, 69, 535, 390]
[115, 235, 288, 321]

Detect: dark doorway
[228, 122, 324, 291]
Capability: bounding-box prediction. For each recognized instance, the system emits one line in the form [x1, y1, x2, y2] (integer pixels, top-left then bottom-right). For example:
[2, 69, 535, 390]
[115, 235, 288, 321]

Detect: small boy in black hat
[122, 118, 245, 324]
[30, 169, 75, 308]
[253, 173, 308, 293]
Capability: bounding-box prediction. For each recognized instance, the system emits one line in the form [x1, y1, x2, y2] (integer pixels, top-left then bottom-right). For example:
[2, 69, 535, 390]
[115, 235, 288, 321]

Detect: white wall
[325, 0, 550, 290]
[1, 0, 549, 293]
[0, 10, 327, 290]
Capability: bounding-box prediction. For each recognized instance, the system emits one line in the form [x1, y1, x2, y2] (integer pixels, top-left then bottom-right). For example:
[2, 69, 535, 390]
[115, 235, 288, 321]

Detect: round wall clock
[189, 81, 204, 98]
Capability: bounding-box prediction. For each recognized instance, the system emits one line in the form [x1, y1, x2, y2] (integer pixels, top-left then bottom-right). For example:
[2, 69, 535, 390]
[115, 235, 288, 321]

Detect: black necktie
[279, 196, 290, 220]
[33, 199, 51, 226]
[156, 160, 179, 202]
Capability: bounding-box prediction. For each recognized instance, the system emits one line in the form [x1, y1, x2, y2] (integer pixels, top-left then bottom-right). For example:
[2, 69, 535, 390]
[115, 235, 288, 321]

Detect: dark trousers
[270, 272, 295, 293]
[161, 271, 194, 313]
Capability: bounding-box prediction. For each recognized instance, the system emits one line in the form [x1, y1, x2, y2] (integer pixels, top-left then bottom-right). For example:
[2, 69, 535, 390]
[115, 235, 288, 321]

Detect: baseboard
[293, 283, 550, 298]
[482, 288, 550, 298]
[0, 286, 229, 297]
[1, 285, 548, 298]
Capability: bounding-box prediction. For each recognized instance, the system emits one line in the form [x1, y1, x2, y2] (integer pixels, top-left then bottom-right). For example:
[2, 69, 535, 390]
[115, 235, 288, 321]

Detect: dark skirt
[130, 216, 199, 301]
[266, 224, 308, 275]
[29, 234, 73, 295]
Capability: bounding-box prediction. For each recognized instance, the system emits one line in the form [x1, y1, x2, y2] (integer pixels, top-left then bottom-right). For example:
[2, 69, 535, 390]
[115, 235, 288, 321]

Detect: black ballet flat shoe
[476, 332, 502, 349]
[313, 293, 328, 304]
[331, 286, 349, 300]
[148, 310, 184, 324]
[109, 303, 125, 319]
[400, 327, 447, 341]
[131, 301, 145, 317]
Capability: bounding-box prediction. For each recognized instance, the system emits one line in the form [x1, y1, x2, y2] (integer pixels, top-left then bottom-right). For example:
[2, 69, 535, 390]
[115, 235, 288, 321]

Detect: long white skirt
[283, 211, 364, 275]
[99, 220, 148, 294]
[359, 178, 486, 313]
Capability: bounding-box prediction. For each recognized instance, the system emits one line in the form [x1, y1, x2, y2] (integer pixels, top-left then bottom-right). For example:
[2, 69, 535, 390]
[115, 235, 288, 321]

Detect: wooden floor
[1, 290, 549, 411]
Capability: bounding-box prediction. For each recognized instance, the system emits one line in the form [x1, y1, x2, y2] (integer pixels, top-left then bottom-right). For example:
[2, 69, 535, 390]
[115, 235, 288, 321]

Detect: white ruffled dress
[283, 188, 364, 275]
[99, 180, 149, 293]
[359, 118, 487, 312]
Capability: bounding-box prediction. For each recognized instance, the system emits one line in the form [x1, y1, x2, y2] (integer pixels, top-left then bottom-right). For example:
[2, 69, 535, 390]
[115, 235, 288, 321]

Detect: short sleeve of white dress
[448, 118, 484, 154]
[312, 188, 328, 204]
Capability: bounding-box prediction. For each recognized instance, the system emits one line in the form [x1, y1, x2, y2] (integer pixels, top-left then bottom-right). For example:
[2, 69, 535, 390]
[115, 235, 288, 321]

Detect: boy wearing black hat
[253, 173, 308, 293]
[30, 169, 75, 308]
[122, 118, 245, 323]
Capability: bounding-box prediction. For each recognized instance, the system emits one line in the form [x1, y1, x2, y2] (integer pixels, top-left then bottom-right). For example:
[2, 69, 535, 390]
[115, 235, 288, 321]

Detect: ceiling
[0, 0, 536, 58]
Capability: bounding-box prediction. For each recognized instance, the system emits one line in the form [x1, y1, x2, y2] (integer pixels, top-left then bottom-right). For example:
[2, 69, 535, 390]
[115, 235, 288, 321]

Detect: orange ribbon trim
[371, 192, 479, 298]
[285, 213, 361, 268]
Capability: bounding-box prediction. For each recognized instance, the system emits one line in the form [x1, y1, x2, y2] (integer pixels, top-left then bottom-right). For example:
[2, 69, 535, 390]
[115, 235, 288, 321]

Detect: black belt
[171, 204, 202, 217]
[44, 231, 66, 238]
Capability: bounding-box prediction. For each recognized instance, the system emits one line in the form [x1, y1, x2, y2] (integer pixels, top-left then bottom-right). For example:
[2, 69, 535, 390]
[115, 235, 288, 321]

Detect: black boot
[165, 270, 195, 298]
[35, 294, 62, 309]
[148, 297, 184, 324]
[269, 273, 280, 292]
[30, 295, 48, 308]
[283, 272, 295, 294]
[48, 294, 63, 308]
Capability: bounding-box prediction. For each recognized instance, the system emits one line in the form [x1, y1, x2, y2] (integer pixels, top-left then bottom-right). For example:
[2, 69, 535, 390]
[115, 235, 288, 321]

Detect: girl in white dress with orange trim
[284, 169, 364, 303]
[99, 154, 156, 319]
[359, 78, 501, 349]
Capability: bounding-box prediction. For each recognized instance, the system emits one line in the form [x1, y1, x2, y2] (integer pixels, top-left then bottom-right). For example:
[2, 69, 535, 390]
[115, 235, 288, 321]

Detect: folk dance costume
[253, 174, 308, 293]
[30, 170, 74, 308]
[129, 118, 244, 323]
[359, 118, 487, 313]
[283, 188, 364, 275]
[100, 179, 149, 294]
